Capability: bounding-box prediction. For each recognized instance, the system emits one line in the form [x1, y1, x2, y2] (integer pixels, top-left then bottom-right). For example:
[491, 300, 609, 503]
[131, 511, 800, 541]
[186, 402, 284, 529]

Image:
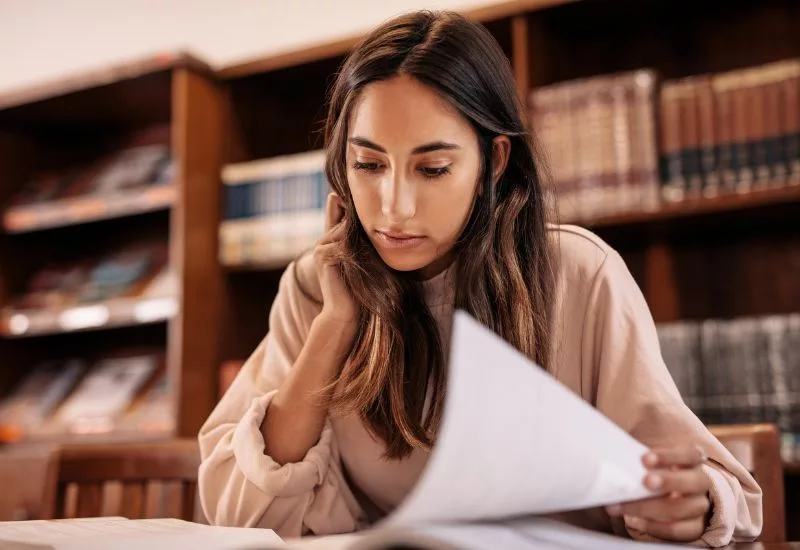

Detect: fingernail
[626, 516, 647, 532]
[643, 452, 658, 467]
[646, 473, 663, 489]
[606, 504, 622, 516]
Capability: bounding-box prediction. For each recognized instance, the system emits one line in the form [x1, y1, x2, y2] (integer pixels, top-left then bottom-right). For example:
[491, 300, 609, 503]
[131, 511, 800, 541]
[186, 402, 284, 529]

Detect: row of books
[529, 58, 800, 222]
[657, 313, 800, 456]
[0, 352, 173, 443]
[220, 150, 329, 266]
[3, 142, 173, 232]
[660, 60, 800, 201]
[530, 69, 660, 222]
[1, 243, 175, 336]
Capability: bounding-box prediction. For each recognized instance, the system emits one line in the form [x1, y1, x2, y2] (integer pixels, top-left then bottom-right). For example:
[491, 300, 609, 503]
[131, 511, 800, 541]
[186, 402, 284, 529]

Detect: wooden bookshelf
[3, 184, 175, 233]
[0, 52, 224, 445]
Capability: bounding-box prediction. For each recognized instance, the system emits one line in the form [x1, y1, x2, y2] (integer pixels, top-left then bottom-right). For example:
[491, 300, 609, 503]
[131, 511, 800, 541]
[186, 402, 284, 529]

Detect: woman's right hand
[314, 193, 357, 330]
[261, 193, 357, 465]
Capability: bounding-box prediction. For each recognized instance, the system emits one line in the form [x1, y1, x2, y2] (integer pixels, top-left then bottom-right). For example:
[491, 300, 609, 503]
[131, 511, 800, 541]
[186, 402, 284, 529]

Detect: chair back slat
[75, 482, 103, 518]
[55, 439, 200, 522]
[710, 423, 786, 542]
[120, 482, 147, 519]
[181, 481, 198, 521]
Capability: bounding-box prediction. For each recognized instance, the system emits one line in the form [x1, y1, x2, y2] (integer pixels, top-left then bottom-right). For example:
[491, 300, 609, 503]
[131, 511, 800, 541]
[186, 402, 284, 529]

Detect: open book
[0, 311, 684, 550]
[0, 517, 284, 550]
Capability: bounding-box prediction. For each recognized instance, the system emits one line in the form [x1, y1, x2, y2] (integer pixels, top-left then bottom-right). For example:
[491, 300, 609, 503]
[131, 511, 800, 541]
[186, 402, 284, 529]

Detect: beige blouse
[197, 224, 762, 547]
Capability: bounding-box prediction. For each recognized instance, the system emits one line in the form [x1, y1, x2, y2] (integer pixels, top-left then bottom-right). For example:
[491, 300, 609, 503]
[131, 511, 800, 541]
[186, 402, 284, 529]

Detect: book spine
[576, 79, 603, 221]
[746, 68, 772, 188]
[731, 71, 754, 192]
[659, 82, 685, 202]
[699, 320, 721, 426]
[596, 80, 616, 218]
[695, 76, 720, 197]
[713, 73, 737, 193]
[761, 316, 787, 431]
[680, 79, 704, 199]
[783, 63, 800, 185]
[763, 65, 786, 185]
[632, 70, 660, 212]
[560, 84, 578, 222]
[611, 76, 633, 215]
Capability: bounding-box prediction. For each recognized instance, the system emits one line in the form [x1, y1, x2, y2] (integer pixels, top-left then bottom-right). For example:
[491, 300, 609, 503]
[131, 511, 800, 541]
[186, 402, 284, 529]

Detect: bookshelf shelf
[0, 295, 178, 338]
[572, 185, 800, 230]
[2, 184, 176, 233]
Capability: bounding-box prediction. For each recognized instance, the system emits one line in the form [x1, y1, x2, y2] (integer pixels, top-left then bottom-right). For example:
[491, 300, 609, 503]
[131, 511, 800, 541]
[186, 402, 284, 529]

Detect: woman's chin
[376, 250, 432, 273]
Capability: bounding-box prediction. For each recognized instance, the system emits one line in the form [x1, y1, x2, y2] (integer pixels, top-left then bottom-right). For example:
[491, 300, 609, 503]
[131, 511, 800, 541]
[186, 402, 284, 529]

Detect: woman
[198, 10, 761, 546]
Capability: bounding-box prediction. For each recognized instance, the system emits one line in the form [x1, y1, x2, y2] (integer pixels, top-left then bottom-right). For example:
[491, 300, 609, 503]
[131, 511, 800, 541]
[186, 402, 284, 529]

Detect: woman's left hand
[606, 445, 712, 542]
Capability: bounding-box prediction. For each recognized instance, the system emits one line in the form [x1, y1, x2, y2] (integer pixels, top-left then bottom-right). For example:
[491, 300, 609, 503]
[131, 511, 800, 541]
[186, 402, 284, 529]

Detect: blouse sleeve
[197, 262, 366, 538]
[583, 248, 763, 547]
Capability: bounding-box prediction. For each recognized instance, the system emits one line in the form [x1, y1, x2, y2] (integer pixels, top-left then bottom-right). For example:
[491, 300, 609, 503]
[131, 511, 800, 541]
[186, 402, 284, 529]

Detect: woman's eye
[352, 161, 381, 172]
[419, 166, 451, 178]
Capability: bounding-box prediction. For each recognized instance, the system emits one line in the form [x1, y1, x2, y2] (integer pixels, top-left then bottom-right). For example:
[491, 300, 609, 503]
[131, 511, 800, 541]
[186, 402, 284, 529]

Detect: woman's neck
[415, 250, 457, 281]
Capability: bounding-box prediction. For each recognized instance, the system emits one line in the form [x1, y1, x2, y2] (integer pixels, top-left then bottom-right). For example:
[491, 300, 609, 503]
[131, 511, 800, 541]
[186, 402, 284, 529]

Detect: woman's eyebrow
[348, 136, 460, 155]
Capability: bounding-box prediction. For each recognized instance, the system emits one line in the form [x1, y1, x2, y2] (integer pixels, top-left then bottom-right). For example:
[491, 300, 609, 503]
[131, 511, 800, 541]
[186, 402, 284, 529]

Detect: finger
[612, 494, 710, 522]
[319, 218, 347, 246]
[642, 467, 710, 495]
[625, 515, 706, 543]
[314, 241, 341, 265]
[325, 192, 345, 232]
[644, 445, 708, 469]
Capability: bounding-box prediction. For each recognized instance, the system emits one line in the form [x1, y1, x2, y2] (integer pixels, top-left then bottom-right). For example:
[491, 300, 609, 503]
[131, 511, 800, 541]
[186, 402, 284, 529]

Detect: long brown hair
[322, 10, 555, 459]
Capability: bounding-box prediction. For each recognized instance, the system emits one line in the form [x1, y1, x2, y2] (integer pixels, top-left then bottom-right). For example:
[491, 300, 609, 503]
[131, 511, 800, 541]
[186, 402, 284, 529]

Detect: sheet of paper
[0, 518, 285, 550]
[385, 311, 657, 527]
[389, 519, 687, 550]
[500, 517, 686, 550]
[286, 519, 687, 550]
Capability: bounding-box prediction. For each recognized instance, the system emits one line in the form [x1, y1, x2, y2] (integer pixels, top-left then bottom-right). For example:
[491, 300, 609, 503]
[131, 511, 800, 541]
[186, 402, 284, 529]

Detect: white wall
[0, 0, 499, 94]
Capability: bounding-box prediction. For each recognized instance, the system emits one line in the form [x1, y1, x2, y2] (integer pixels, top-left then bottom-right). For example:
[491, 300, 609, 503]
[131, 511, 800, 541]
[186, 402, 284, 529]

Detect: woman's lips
[375, 230, 427, 249]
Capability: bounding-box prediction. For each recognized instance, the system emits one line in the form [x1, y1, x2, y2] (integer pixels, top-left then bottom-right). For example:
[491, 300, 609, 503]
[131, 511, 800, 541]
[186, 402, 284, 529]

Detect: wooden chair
[709, 423, 785, 543]
[55, 439, 200, 521]
[0, 444, 59, 520]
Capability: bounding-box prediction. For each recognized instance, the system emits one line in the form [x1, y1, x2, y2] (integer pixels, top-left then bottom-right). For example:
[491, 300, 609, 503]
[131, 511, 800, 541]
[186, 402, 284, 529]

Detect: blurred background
[0, 0, 798, 542]
[0, 0, 490, 94]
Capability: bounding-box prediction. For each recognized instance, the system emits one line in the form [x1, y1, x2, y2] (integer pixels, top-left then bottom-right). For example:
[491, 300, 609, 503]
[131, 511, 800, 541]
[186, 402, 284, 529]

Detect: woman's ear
[491, 135, 511, 185]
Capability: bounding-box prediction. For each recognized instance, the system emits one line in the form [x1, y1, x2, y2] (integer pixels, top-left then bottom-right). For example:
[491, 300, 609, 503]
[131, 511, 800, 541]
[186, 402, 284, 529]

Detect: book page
[384, 311, 658, 527]
[500, 517, 685, 549]
[283, 519, 687, 550]
[0, 518, 284, 550]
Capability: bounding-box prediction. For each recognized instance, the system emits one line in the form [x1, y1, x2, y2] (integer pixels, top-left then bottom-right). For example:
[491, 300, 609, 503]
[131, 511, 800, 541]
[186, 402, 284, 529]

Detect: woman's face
[346, 74, 483, 279]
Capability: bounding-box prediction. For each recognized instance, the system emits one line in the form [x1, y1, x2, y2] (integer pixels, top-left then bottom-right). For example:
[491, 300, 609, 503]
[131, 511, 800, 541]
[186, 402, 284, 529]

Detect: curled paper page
[385, 310, 658, 527]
